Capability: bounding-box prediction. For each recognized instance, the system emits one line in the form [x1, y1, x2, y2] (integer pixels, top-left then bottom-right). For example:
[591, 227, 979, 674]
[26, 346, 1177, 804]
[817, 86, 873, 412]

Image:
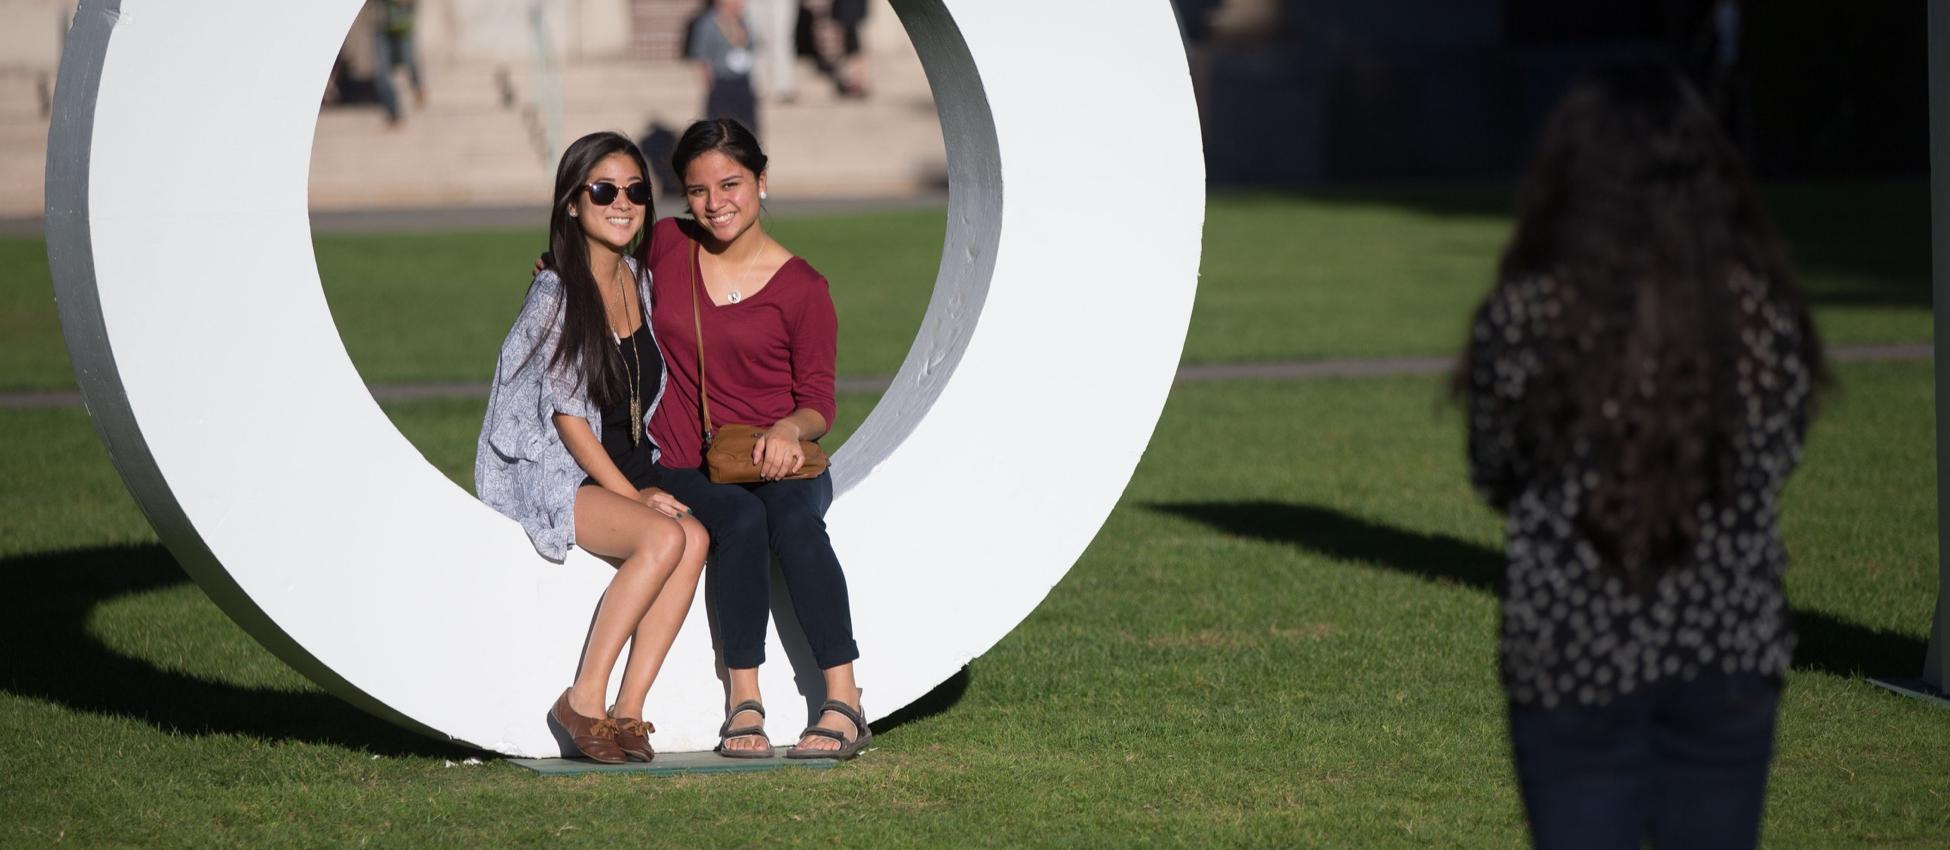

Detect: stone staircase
[2, 9, 944, 218]
[0, 71, 51, 218]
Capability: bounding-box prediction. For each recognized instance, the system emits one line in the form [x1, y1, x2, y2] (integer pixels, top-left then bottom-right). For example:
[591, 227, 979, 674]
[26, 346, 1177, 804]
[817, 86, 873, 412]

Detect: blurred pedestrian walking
[689, 0, 761, 139]
[829, 0, 869, 98]
[747, 0, 799, 103]
[372, 0, 425, 126]
[1459, 66, 1826, 850]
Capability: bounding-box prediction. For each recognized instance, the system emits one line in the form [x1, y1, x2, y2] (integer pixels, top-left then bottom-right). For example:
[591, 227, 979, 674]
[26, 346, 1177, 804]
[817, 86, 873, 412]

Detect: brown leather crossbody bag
[689, 241, 829, 484]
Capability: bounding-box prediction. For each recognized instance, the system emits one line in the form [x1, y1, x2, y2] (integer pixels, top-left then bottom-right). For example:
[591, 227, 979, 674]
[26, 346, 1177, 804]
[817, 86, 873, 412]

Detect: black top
[585, 321, 663, 487]
[598, 323, 663, 461]
[1465, 273, 1812, 708]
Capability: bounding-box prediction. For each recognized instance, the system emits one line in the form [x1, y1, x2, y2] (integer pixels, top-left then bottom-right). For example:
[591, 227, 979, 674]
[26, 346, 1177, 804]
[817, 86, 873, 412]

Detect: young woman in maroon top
[654, 119, 865, 759]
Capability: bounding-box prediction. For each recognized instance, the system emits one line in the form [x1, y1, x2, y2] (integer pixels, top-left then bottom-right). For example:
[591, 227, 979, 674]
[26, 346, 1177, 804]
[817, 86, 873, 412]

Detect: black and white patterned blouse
[1465, 274, 1812, 708]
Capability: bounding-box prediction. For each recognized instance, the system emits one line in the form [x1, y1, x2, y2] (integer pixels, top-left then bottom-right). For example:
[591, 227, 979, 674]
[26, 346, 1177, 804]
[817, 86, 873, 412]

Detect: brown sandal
[607, 708, 656, 763]
[714, 699, 774, 759]
[550, 688, 626, 764]
[786, 697, 872, 761]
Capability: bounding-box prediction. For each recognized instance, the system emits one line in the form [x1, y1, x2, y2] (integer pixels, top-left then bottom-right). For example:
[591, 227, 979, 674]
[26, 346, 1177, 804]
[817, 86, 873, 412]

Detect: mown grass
[1, 185, 1939, 846]
[0, 359, 1942, 848]
[0, 182, 1930, 391]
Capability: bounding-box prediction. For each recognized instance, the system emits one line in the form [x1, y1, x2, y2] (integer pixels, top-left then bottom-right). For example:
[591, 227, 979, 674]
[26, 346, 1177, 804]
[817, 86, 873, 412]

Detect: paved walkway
[2, 343, 1931, 411]
[1, 195, 954, 238]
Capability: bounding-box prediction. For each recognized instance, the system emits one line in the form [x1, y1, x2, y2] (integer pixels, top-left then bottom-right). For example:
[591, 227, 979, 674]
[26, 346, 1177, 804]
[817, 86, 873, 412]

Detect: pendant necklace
[610, 262, 643, 446]
[724, 238, 766, 305]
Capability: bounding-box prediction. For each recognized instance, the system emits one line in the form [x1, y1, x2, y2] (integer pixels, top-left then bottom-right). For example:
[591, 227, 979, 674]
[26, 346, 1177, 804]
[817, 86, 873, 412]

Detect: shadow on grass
[1147, 500, 1925, 681]
[0, 544, 474, 758]
[872, 666, 971, 738]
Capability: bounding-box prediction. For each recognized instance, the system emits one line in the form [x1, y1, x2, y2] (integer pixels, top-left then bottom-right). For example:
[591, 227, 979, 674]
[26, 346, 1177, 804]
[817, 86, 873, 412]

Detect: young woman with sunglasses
[477, 131, 709, 764]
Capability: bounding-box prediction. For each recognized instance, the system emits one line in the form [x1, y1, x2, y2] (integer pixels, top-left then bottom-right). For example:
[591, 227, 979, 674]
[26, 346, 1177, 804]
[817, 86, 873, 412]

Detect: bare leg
[722, 666, 770, 753]
[612, 516, 709, 719]
[794, 662, 862, 751]
[565, 486, 686, 718]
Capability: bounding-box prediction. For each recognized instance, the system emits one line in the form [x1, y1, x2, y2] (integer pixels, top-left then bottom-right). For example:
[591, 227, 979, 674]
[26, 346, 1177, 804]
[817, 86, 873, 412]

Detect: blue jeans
[1508, 673, 1781, 850]
[657, 466, 858, 670]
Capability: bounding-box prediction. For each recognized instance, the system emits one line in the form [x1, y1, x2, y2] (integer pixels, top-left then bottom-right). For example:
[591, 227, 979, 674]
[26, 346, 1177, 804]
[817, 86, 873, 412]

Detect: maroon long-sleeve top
[647, 216, 839, 470]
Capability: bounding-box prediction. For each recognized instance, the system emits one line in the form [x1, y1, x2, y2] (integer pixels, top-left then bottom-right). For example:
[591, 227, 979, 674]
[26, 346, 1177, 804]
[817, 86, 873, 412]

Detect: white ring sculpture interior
[46, 0, 1204, 755]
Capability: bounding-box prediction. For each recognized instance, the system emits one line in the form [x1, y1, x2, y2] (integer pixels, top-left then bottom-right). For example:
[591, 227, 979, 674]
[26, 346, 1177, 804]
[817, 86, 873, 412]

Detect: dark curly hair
[1464, 66, 1826, 586]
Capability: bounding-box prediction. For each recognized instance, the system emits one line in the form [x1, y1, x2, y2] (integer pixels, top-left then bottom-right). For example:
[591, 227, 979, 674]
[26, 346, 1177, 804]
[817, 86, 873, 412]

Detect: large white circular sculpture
[46, 0, 1204, 754]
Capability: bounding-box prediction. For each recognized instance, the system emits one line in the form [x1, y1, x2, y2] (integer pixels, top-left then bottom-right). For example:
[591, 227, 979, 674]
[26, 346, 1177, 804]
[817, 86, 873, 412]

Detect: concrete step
[0, 120, 49, 148]
[1, 150, 44, 215]
[4, 10, 945, 218]
[0, 72, 51, 122]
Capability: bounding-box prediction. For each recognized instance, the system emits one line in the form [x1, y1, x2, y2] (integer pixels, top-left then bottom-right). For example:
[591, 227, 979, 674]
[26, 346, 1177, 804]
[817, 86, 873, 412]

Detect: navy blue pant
[1508, 673, 1781, 850]
[657, 466, 858, 670]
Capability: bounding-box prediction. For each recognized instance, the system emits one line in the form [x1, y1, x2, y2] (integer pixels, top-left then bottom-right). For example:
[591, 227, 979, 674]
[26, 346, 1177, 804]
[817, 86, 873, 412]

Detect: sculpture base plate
[510, 748, 842, 776]
[1867, 676, 1950, 709]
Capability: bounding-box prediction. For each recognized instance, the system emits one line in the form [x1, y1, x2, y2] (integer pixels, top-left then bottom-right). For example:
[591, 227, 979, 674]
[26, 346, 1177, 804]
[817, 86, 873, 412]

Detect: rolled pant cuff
[813, 641, 860, 671]
[723, 647, 766, 670]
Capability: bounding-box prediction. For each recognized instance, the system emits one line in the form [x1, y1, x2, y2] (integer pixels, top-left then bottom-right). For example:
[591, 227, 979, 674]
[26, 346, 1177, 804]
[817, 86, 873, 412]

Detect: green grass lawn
[0, 359, 1942, 848]
[0, 183, 1930, 391]
[0, 188, 1941, 847]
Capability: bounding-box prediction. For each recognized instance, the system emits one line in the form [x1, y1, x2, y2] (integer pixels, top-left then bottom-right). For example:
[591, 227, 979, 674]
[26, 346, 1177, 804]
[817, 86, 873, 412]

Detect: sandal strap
[797, 727, 846, 742]
[817, 699, 869, 736]
[718, 700, 768, 738]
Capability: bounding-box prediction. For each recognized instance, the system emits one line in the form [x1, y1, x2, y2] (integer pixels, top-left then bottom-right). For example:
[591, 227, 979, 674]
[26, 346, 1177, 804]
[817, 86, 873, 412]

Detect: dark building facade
[1176, 0, 1926, 186]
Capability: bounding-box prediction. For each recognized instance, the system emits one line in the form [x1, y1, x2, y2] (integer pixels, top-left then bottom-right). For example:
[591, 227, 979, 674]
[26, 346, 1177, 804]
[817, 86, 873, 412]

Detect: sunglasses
[583, 181, 651, 206]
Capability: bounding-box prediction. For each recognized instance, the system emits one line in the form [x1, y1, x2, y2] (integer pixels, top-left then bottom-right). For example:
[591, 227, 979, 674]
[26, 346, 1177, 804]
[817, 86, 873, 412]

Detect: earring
[759, 190, 768, 200]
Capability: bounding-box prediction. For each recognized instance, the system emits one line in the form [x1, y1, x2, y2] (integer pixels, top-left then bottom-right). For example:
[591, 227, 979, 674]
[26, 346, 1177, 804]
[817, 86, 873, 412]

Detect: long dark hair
[670, 118, 768, 202]
[1468, 66, 1826, 585]
[544, 131, 654, 409]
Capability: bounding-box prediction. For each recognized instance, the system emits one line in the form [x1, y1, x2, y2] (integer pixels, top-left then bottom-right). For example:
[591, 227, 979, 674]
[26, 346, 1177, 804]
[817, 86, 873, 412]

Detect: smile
[708, 212, 735, 226]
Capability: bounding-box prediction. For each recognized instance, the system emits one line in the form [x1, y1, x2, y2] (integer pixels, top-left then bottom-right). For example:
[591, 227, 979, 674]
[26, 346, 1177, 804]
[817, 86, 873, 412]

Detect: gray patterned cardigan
[475, 265, 664, 561]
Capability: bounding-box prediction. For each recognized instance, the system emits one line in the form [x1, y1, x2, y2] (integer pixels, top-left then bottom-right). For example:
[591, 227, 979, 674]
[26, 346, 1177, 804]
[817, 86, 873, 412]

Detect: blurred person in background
[371, 0, 425, 125]
[829, 0, 869, 98]
[747, 0, 800, 104]
[689, 0, 761, 139]
[1459, 66, 1826, 850]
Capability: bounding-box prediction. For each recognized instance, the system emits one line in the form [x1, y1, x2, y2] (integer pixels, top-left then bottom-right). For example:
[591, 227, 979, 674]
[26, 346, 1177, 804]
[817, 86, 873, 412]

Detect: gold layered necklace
[610, 262, 643, 447]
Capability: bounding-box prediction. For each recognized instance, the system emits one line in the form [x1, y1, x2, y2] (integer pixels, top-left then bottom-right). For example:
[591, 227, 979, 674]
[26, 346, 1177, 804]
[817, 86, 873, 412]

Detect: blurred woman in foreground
[1460, 66, 1826, 850]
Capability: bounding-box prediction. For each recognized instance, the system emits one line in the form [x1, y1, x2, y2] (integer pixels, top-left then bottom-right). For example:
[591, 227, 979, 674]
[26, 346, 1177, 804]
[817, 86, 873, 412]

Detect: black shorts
[581, 443, 664, 491]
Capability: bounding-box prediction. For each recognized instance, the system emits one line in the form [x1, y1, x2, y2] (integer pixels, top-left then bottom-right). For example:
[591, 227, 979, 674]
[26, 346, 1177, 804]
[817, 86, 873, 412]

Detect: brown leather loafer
[607, 711, 656, 763]
[550, 689, 626, 764]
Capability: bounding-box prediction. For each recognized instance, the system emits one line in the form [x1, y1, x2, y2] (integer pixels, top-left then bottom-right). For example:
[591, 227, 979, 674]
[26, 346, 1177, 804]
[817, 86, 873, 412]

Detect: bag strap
[686, 235, 717, 442]
[689, 240, 716, 441]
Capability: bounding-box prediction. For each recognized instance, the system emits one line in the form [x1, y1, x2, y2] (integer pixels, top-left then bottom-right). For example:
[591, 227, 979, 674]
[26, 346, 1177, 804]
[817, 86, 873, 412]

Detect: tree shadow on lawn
[1147, 500, 1925, 681]
[0, 544, 474, 758]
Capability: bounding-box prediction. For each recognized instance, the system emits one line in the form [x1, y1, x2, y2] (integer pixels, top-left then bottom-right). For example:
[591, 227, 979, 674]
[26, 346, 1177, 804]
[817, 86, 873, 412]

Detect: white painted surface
[46, 0, 1204, 754]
